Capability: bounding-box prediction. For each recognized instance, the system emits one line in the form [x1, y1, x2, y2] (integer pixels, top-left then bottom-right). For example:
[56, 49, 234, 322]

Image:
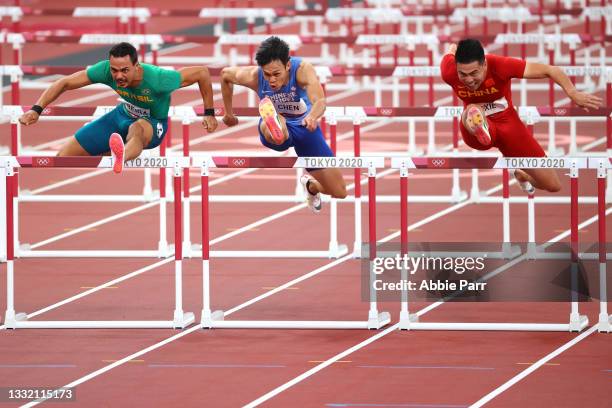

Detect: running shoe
[514, 170, 535, 195]
[466, 106, 492, 146]
[300, 174, 322, 214]
[258, 97, 285, 144]
[109, 133, 125, 174]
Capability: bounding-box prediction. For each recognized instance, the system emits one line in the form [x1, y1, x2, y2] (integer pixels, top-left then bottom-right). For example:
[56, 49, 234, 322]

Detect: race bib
[274, 100, 308, 117]
[480, 97, 508, 116]
[123, 102, 151, 118]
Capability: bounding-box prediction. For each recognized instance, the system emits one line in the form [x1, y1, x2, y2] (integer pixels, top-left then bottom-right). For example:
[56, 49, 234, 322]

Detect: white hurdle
[197, 156, 391, 330]
[394, 156, 602, 332]
[1, 156, 194, 329]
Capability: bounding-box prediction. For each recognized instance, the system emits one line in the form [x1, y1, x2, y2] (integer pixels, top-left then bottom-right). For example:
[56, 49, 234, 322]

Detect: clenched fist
[223, 114, 239, 127]
[202, 115, 218, 133]
[19, 110, 40, 126]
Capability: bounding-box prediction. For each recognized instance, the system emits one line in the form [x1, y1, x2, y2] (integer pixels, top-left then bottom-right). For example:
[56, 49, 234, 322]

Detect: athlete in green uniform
[19, 42, 217, 173]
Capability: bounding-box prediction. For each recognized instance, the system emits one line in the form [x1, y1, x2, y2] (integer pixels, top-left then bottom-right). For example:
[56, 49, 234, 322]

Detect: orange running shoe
[258, 97, 285, 144]
[466, 106, 492, 146]
[109, 133, 124, 174]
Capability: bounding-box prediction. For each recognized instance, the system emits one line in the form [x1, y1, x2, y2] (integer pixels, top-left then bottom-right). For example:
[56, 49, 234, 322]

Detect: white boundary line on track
[469, 326, 598, 407]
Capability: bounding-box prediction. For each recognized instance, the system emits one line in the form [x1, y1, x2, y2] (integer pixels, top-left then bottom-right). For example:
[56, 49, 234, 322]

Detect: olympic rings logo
[231, 158, 247, 167]
[379, 108, 394, 116]
[431, 159, 446, 167]
[35, 157, 51, 166]
[554, 108, 567, 116]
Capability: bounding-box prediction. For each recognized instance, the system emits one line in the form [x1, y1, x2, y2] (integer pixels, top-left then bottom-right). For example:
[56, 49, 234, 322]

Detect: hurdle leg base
[3, 312, 30, 329]
[399, 312, 419, 330]
[526, 243, 538, 260]
[451, 189, 468, 204]
[597, 314, 612, 333]
[201, 310, 225, 328]
[352, 241, 363, 259]
[367, 311, 391, 330]
[173, 312, 195, 329]
[18, 243, 32, 258]
[568, 314, 589, 332]
[3, 311, 16, 329]
[502, 243, 521, 260]
[182, 241, 193, 258]
[157, 241, 171, 258]
[144, 189, 159, 202]
[328, 243, 348, 259]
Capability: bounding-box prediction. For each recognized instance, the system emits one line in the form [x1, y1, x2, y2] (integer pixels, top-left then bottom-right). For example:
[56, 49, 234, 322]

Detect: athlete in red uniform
[441, 39, 602, 193]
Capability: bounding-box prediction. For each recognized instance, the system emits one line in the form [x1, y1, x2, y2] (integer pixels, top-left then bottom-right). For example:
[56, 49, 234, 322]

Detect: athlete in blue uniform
[221, 36, 347, 213]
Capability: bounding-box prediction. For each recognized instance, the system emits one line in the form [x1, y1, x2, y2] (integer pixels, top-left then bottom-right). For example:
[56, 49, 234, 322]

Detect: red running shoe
[109, 133, 124, 174]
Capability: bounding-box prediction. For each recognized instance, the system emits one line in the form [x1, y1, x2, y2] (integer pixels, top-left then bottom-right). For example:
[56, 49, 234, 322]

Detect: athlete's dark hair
[255, 36, 290, 66]
[455, 38, 485, 65]
[109, 42, 139, 65]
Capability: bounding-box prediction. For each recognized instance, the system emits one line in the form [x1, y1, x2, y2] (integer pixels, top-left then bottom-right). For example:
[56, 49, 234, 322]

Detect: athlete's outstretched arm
[297, 61, 325, 131]
[220, 66, 258, 127]
[178, 66, 218, 132]
[523, 62, 603, 111]
[19, 70, 92, 126]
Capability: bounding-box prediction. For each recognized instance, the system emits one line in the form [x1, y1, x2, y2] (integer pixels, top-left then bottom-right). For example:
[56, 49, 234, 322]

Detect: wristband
[204, 108, 215, 116]
[31, 105, 44, 115]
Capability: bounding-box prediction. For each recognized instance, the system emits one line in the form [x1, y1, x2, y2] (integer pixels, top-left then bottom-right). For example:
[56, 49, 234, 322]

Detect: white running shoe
[514, 170, 535, 195]
[300, 174, 322, 214]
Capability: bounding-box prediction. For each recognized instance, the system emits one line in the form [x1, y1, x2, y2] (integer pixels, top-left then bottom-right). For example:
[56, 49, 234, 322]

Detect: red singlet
[441, 53, 545, 157]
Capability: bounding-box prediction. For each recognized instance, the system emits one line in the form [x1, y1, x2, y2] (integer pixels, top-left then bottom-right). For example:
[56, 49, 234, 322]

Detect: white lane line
[469, 326, 599, 408]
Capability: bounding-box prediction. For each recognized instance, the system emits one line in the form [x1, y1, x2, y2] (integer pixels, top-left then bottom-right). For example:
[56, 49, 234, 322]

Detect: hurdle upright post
[171, 164, 194, 328]
[0, 166, 5, 262]
[568, 161, 588, 331]
[501, 169, 518, 259]
[352, 114, 363, 257]
[606, 70, 611, 203]
[596, 160, 611, 332]
[157, 138, 169, 257]
[3, 164, 16, 328]
[398, 162, 413, 329]
[366, 163, 388, 328]
[182, 116, 192, 257]
[200, 159, 213, 327]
